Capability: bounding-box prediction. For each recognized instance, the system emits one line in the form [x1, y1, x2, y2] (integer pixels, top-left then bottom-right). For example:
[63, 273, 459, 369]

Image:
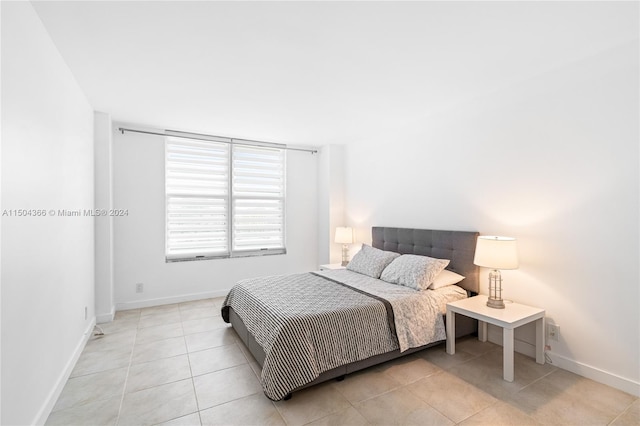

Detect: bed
[221, 227, 479, 401]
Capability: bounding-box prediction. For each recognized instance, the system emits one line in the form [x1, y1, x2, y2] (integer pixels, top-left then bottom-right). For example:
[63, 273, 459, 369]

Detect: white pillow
[429, 269, 465, 290]
[380, 254, 450, 291]
[347, 244, 400, 279]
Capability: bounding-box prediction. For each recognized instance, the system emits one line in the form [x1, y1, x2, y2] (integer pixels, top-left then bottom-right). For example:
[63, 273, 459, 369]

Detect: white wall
[94, 112, 115, 323]
[317, 144, 346, 265]
[343, 37, 639, 395]
[0, 2, 3, 422]
[112, 126, 318, 309]
[1, 2, 95, 424]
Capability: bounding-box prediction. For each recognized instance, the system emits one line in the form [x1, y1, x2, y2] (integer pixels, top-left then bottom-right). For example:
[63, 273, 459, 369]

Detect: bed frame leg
[283, 393, 292, 401]
[336, 375, 345, 382]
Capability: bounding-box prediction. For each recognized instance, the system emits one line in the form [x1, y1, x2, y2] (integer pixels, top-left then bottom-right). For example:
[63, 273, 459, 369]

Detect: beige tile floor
[46, 297, 639, 426]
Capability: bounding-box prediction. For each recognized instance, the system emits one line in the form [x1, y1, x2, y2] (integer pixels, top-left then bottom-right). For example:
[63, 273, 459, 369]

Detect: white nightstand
[319, 263, 346, 271]
[446, 295, 545, 382]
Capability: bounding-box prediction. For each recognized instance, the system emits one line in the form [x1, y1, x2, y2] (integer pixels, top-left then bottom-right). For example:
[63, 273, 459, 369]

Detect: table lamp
[473, 236, 519, 309]
[335, 227, 354, 266]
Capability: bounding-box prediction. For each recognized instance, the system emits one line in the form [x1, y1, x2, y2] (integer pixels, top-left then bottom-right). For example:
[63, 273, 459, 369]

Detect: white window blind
[232, 145, 286, 254]
[166, 136, 286, 261]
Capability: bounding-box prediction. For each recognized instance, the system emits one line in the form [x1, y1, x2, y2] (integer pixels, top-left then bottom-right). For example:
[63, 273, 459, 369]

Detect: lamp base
[341, 244, 349, 267]
[487, 269, 505, 309]
[486, 298, 505, 309]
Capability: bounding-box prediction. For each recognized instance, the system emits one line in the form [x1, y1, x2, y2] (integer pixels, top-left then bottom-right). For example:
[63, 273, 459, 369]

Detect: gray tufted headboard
[372, 227, 480, 294]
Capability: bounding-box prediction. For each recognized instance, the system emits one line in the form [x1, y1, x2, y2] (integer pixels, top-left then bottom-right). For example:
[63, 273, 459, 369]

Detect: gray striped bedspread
[221, 269, 466, 400]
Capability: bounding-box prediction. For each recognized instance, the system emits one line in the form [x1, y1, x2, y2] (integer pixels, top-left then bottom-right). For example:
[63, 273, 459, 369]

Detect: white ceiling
[31, 1, 637, 146]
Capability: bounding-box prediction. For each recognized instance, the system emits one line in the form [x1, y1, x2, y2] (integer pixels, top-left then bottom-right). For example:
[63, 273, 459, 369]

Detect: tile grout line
[422, 350, 478, 425]
[214, 316, 291, 423]
[180, 307, 205, 426]
[234, 339, 290, 425]
[114, 311, 141, 426]
[116, 303, 219, 425]
[438, 343, 558, 421]
[452, 400, 499, 425]
[295, 349, 468, 425]
[514, 366, 557, 394]
[181, 314, 269, 418]
[400, 370, 465, 425]
[606, 398, 637, 425]
[329, 382, 373, 426]
[129, 304, 208, 425]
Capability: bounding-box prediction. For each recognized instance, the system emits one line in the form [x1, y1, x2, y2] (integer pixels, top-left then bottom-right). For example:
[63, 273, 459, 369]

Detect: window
[165, 136, 286, 261]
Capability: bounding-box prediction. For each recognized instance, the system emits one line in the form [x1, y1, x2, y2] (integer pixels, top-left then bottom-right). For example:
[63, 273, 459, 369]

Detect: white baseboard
[547, 351, 640, 397]
[96, 305, 115, 324]
[115, 289, 230, 311]
[487, 328, 639, 397]
[34, 317, 96, 425]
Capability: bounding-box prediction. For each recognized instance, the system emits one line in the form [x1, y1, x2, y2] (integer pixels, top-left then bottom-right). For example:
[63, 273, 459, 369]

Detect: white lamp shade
[473, 236, 519, 270]
[335, 227, 354, 244]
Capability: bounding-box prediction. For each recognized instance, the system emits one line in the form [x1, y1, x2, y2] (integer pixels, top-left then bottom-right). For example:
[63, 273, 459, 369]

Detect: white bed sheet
[316, 269, 467, 351]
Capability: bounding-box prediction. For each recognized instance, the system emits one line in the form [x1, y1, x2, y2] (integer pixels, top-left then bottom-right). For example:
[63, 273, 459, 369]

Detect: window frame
[165, 135, 287, 262]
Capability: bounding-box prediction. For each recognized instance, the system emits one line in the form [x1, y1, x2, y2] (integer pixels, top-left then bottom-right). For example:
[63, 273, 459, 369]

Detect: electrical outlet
[136, 283, 144, 293]
[547, 324, 560, 342]
[84, 306, 88, 320]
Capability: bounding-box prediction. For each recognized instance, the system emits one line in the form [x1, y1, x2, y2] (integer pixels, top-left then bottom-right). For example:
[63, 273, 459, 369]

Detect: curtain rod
[117, 127, 318, 154]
